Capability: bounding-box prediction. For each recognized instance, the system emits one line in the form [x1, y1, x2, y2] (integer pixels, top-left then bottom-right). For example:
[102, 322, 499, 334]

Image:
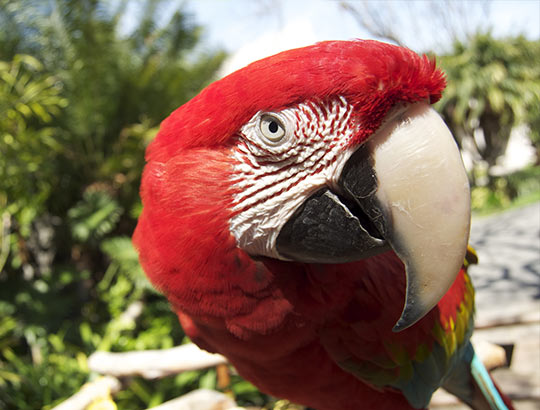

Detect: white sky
[120, 1, 539, 75]
[178, 0, 540, 74]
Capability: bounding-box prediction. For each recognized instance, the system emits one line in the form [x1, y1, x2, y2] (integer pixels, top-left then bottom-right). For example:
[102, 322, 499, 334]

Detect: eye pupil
[268, 121, 278, 133]
[259, 114, 286, 143]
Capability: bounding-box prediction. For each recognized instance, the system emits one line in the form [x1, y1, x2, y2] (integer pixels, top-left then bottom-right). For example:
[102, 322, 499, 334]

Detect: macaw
[133, 40, 513, 410]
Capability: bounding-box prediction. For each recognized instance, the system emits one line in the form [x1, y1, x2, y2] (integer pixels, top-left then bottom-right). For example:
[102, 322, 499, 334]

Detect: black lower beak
[276, 146, 390, 264]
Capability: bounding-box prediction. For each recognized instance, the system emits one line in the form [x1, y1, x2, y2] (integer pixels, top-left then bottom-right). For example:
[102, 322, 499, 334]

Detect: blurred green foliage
[471, 166, 540, 215]
[436, 33, 540, 212]
[0, 2, 538, 409]
[0, 0, 272, 409]
[436, 33, 540, 175]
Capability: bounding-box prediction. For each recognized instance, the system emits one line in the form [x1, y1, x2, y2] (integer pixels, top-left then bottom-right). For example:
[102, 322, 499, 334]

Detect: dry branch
[59, 339, 506, 409]
[146, 389, 238, 410]
[88, 343, 227, 379]
[87, 338, 506, 381]
[472, 339, 508, 370]
[52, 376, 121, 410]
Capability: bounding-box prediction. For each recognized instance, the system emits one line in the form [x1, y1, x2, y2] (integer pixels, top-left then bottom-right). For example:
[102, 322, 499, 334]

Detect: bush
[0, 1, 251, 408]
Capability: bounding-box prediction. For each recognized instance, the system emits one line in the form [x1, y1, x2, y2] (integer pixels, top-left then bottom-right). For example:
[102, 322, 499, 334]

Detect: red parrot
[133, 40, 513, 410]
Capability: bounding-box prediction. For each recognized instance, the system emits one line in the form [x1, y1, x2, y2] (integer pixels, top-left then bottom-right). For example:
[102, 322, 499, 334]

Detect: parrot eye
[259, 114, 286, 143]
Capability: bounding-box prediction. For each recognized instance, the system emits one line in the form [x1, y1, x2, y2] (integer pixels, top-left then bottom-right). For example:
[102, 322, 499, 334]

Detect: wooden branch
[52, 376, 121, 410]
[58, 339, 507, 410]
[88, 343, 227, 379]
[339, 1, 406, 47]
[472, 339, 508, 371]
[87, 338, 507, 381]
[146, 389, 238, 410]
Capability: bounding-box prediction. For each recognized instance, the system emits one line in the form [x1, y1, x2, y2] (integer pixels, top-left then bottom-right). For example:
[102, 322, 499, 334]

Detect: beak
[276, 103, 471, 332]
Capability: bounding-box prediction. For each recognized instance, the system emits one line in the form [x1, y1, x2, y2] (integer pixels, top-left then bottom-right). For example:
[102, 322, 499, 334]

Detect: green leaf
[199, 369, 216, 390]
[68, 190, 123, 242]
[79, 322, 94, 348]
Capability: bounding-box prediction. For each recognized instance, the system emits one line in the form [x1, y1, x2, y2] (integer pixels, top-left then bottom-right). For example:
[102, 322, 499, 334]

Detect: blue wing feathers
[470, 351, 509, 410]
[443, 342, 510, 410]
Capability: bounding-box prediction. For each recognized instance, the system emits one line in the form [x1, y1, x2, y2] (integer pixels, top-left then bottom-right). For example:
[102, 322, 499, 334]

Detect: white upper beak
[367, 103, 471, 331]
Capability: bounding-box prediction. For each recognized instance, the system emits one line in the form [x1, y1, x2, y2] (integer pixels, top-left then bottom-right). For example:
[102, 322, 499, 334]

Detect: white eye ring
[259, 114, 286, 143]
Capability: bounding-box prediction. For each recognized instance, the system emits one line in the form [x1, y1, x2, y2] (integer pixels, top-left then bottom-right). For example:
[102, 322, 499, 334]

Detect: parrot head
[134, 40, 471, 332]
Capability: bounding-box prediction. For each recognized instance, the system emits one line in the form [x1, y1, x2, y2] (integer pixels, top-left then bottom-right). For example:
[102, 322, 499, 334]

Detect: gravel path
[433, 201, 540, 409]
[469, 201, 540, 327]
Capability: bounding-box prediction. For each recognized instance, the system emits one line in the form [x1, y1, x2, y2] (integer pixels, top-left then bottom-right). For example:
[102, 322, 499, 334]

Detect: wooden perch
[88, 343, 227, 379]
[62, 339, 505, 410]
[88, 339, 507, 381]
[472, 339, 508, 371]
[146, 389, 238, 410]
[52, 376, 121, 410]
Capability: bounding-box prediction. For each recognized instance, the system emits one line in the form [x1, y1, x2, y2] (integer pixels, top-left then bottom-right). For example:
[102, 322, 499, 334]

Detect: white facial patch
[229, 97, 358, 260]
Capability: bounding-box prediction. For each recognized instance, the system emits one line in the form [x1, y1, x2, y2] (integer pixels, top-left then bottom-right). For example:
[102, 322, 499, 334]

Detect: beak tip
[391, 303, 423, 333]
[392, 322, 406, 333]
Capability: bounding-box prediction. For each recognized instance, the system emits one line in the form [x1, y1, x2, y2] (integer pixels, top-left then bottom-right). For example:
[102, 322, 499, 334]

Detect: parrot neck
[257, 251, 408, 326]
